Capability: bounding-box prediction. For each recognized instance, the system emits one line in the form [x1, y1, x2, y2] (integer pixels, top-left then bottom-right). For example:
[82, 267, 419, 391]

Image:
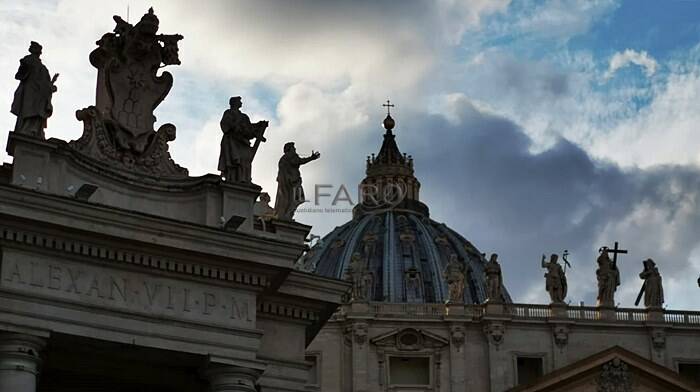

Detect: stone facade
[306, 302, 700, 391]
[1, 130, 349, 391]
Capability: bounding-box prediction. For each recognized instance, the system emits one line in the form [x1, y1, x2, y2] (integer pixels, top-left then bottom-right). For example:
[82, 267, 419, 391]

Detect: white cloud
[514, 0, 619, 41]
[604, 49, 659, 79]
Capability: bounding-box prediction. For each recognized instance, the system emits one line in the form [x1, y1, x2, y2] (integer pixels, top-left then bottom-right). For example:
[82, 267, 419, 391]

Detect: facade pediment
[370, 328, 449, 351]
[508, 346, 699, 392]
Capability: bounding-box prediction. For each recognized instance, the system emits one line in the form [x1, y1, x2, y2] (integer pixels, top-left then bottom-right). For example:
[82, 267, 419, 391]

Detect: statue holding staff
[218, 96, 268, 183]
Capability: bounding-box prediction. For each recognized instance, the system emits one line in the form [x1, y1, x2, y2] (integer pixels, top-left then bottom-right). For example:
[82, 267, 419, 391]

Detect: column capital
[204, 364, 263, 392]
[0, 333, 46, 375]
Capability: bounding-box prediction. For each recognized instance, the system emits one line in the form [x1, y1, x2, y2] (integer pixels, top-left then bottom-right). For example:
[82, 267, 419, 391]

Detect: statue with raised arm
[273, 142, 320, 220]
[11, 41, 58, 139]
[485, 253, 504, 303]
[218, 96, 268, 183]
[542, 254, 567, 304]
[443, 254, 466, 303]
[635, 259, 664, 308]
[596, 249, 620, 307]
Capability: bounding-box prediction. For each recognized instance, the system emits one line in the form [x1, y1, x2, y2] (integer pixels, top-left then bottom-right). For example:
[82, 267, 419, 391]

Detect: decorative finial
[382, 100, 396, 131]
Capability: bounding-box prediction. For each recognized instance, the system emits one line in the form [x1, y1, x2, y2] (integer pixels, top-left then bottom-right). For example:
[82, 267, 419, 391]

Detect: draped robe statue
[11, 41, 57, 138]
[638, 259, 664, 308]
[345, 253, 372, 301]
[274, 142, 320, 220]
[485, 253, 504, 303]
[596, 251, 620, 307]
[218, 96, 267, 183]
[542, 254, 568, 304]
[443, 254, 466, 303]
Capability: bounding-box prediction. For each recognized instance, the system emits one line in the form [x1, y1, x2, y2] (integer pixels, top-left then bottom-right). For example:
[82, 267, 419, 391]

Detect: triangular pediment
[370, 328, 448, 350]
[508, 346, 698, 392]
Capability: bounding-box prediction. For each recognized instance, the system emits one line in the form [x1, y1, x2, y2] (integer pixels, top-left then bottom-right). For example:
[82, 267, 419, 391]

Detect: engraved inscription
[1, 254, 254, 328]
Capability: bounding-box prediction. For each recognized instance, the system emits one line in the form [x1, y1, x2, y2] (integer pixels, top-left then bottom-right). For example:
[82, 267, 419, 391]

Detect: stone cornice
[0, 184, 304, 269]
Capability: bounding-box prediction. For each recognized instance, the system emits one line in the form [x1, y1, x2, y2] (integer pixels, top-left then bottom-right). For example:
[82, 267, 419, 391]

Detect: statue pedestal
[349, 301, 370, 314]
[6, 132, 260, 232]
[269, 219, 312, 245]
[550, 302, 568, 318]
[598, 306, 616, 321]
[485, 301, 505, 316]
[646, 307, 664, 322]
[445, 303, 465, 317]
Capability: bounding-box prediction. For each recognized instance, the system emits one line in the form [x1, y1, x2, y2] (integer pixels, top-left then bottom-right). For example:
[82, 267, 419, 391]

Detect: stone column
[205, 365, 262, 392]
[0, 333, 46, 392]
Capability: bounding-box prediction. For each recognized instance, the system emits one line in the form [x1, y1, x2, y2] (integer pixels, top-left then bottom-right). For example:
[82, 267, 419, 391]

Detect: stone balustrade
[338, 302, 700, 327]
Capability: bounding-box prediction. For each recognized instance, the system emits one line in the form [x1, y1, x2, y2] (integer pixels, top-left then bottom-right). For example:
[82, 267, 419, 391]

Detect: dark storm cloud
[395, 96, 700, 307]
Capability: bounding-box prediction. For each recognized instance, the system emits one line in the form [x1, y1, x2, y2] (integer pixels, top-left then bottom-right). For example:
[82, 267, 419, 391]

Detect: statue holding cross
[596, 242, 626, 307]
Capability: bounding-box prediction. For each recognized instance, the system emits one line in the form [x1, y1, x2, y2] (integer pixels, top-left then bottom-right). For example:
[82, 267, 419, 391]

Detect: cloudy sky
[2, 0, 700, 310]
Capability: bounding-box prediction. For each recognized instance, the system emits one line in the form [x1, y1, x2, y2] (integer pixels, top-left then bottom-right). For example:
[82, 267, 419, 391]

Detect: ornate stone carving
[352, 322, 368, 346]
[484, 321, 505, 348]
[70, 8, 187, 178]
[11, 41, 58, 139]
[636, 258, 664, 308]
[450, 325, 465, 349]
[553, 324, 569, 348]
[650, 328, 666, 350]
[443, 254, 466, 304]
[273, 142, 320, 220]
[542, 254, 568, 304]
[71, 107, 187, 177]
[218, 96, 268, 183]
[596, 358, 632, 392]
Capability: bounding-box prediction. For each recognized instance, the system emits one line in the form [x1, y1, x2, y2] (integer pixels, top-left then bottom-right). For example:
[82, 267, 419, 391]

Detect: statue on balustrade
[443, 254, 466, 303]
[218, 96, 268, 183]
[542, 253, 568, 304]
[11, 41, 58, 139]
[274, 142, 320, 220]
[345, 253, 372, 301]
[596, 249, 620, 307]
[485, 253, 504, 303]
[635, 259, 664, 308]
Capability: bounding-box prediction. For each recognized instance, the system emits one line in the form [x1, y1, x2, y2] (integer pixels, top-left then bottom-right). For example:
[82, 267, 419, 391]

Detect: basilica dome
[299, 111, 512, 304]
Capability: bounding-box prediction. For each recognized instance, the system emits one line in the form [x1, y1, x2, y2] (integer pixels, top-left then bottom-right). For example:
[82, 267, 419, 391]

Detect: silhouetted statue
[443, 254, 466, 303]
[218, 96, 267, 183]
[274, 142, 320, 220]
[11, 41, 58, 139]
[636, 259, 664, 308]
[71, 8, 187, 178]
[596, 250, 620, 307]
[485, 253, 504, 303]
[542, 254, 567, 304]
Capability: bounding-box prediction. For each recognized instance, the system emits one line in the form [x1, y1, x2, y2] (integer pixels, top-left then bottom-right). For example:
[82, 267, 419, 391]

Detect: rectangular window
[305, 354, 320, 386]
[389, 356, 430, 385]
[517, 356, 543, 386]
[678, 363, 700, 386]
